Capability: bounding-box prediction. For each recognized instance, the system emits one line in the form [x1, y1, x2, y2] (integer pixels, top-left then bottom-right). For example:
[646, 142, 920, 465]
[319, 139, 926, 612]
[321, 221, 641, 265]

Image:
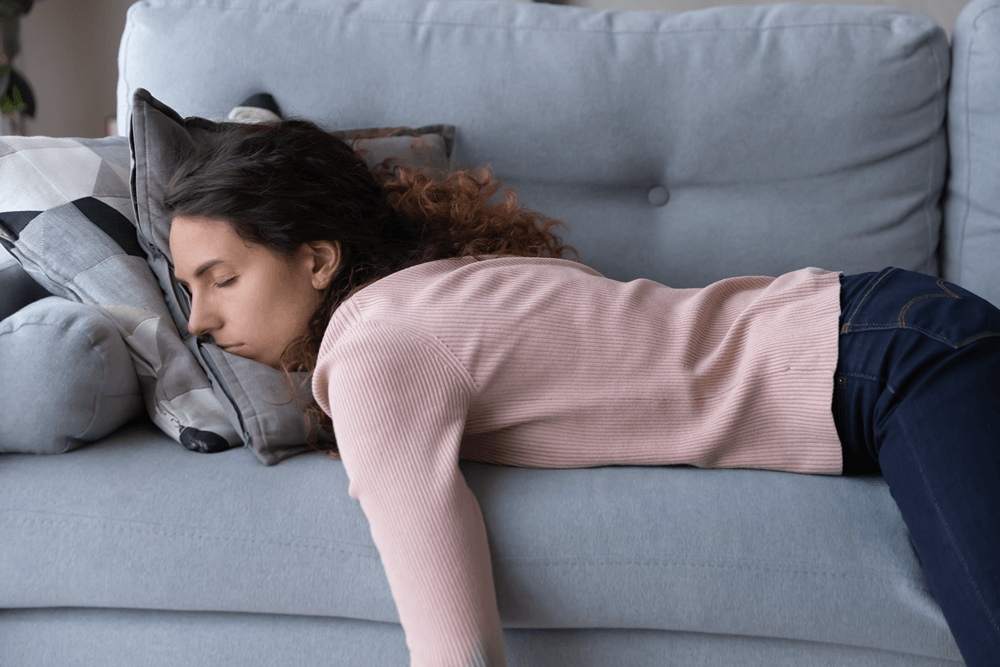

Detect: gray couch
[3, 0, 999, 664]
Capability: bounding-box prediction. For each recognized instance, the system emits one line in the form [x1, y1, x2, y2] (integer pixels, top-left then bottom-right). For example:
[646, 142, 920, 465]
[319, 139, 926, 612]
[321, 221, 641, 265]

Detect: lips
[219, 343, 244, 352]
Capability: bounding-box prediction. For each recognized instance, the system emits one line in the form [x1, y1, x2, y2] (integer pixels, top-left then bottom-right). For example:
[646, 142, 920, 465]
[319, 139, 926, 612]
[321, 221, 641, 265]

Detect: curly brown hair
[161, 119, 578, 455]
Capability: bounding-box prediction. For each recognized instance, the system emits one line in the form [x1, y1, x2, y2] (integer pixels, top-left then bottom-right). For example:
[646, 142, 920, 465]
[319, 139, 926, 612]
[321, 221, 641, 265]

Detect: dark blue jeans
[833, 267, 1000, 667]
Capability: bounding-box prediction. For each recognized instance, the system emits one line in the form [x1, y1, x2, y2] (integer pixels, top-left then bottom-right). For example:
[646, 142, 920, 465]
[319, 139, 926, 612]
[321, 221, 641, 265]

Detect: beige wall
[11, 0, 972, 138]
[16, 0, 133, 138]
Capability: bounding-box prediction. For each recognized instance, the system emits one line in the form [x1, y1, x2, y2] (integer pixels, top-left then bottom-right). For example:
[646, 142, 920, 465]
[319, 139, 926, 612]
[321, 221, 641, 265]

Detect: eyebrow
[175, 259, 225, 286]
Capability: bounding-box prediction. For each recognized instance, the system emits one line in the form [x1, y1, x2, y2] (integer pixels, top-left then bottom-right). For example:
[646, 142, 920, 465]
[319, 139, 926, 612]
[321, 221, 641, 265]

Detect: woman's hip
[838, 267, 1000, 347]
[832, 267, 1000, 474]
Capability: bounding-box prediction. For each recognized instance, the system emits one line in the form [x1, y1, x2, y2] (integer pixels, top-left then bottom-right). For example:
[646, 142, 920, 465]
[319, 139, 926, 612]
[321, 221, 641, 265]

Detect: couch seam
[925, 25, 944, 275]
[957, 5, 1000, 290]
[496, 555, 926, 586]
[137, 3, 911, 37]
[953, 10, 974, 285]
[2, 512, 920, 585]
[341, 17, 905, 37]
[1, 512, 379, 559]
[953, 3, 1000, 286]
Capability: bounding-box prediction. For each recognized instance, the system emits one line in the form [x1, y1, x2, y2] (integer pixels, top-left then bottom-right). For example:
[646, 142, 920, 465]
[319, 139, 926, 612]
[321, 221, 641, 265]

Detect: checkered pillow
[0, 135, 242, 453]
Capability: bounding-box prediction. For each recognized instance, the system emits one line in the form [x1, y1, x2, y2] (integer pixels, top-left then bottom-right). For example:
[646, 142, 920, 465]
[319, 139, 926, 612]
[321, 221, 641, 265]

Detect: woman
[164, 119, 999, 667]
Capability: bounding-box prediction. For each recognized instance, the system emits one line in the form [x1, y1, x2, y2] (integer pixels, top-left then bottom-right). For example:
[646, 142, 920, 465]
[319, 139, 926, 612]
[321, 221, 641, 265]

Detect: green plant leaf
[1, 84, 25, 115]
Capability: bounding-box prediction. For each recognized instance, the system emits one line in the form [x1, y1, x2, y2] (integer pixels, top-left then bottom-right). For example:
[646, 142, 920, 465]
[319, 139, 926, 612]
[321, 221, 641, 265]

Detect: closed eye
[216, 278, 236, 288]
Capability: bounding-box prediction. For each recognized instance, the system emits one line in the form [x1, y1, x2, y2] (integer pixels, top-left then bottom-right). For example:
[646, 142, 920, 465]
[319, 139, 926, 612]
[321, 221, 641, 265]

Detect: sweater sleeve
[314, 320, 507, 667]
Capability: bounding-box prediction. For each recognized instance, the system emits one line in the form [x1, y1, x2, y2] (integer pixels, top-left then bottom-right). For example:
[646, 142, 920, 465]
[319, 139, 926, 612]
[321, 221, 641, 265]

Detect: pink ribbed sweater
[311, 255, 844, 667]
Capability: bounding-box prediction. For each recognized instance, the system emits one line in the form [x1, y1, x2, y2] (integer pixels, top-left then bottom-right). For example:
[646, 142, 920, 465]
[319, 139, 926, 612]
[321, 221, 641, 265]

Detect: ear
[303, 240, 341, 290]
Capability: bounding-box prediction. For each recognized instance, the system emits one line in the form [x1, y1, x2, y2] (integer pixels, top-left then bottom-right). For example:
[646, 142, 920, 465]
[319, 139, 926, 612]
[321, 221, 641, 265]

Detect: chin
[243, 355, 280, 371]
[256, 353, 283, 370]
[224, 346, 270, 368]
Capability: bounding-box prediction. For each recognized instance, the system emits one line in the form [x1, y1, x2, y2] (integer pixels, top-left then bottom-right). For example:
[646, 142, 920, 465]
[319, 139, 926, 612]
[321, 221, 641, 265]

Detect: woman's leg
[833, 267, 1000, 667]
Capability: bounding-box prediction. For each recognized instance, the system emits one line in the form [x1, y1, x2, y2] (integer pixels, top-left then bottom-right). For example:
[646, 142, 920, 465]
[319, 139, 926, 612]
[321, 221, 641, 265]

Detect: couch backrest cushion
[118, 0, 950, 288]
[946, 0, 1000, 308]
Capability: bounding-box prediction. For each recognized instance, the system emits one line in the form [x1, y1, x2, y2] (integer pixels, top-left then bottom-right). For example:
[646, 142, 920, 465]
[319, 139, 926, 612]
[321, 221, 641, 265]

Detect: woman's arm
[316, 321, 506, 667]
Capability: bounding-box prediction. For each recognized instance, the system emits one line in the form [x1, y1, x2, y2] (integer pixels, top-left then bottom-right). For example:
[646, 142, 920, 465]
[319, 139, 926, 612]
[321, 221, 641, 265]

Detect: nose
[186, 292, 220, 337]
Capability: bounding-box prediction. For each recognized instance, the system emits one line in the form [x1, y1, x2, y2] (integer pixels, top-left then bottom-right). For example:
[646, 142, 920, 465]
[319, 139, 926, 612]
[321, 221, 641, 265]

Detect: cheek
[255, 272, 319, 338]
[290, 284, 323, 330]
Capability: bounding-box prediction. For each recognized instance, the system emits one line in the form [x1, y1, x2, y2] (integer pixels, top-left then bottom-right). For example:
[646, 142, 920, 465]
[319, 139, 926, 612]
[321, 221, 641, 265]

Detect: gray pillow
[0, 296, 143, 454]
[129, 88, 454, 464]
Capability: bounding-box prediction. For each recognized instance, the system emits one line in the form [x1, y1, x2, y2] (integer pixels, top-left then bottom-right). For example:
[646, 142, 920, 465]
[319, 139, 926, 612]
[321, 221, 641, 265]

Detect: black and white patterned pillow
[0, 135, 241, 453]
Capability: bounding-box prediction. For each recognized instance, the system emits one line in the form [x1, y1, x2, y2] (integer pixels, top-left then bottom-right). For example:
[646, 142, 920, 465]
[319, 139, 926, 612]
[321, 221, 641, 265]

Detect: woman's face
[168, 215, 340, 369]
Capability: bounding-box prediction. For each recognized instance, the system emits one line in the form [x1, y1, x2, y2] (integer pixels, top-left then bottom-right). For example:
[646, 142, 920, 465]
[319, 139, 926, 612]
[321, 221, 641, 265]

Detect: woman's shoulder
[317, 254, 604, 352]
[352, 255, 604, 303]
[399, 254, 601, 277]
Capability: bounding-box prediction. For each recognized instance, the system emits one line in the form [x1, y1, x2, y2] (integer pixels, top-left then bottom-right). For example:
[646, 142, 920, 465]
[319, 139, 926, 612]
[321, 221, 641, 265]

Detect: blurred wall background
[15, 0, 133, 137]
[11, 0, 973, 138]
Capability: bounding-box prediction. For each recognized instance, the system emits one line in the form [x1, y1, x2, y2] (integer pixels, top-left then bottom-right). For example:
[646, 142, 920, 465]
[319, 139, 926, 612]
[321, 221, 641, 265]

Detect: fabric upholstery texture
[117, 0, 949, 290]
[945, 0, 1000, 308]
[0, 608, 963, 667]
[0, 296, 143, 454]
[0, 418, 963, 663]
[129, 87, 454, 464]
